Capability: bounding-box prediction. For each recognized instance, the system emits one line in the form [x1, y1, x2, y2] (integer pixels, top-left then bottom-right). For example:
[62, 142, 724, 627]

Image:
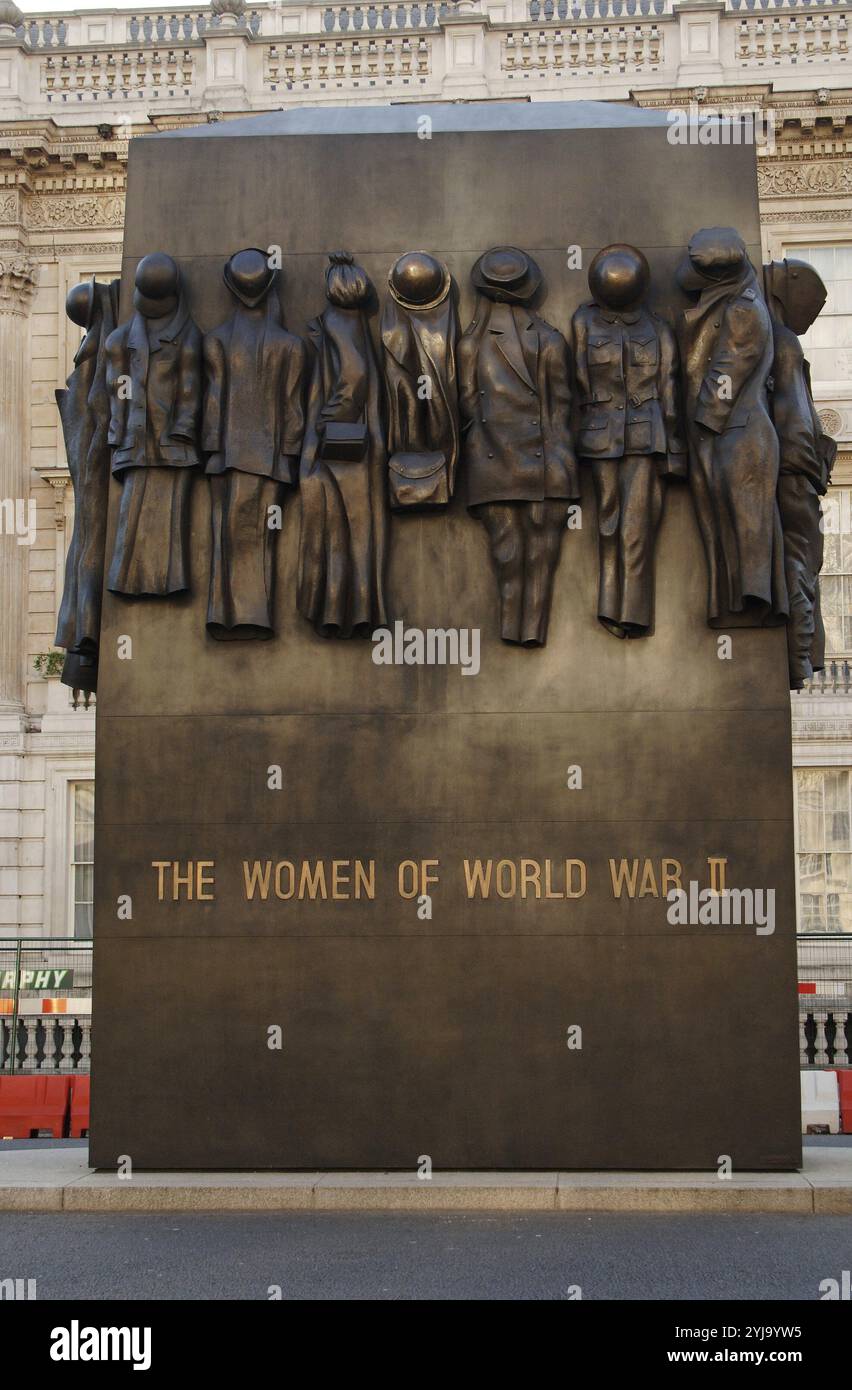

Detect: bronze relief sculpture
[573, 245, 685, 639]
[764, 258, 837, 688]
[202, 249, 306, 640]
[458, 247, 578, 647]
[106, 252, 203, 598]
[54, 277, 120, 694]
[381, 251, 460, 510]
[297, 252, 389, 638]
[678, 227, 787, 628]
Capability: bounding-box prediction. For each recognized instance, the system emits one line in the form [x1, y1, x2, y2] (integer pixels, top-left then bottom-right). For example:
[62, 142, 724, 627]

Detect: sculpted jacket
[105, 295, 202, 473]
[202, 296, 306, 485]
[572, 303, 685, 471]
[679, 263, 787, 625]
[458, 298, 578, 507]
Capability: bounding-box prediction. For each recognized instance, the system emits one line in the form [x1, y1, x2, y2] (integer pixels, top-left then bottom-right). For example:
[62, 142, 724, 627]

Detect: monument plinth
[89, 103, 802, 1171]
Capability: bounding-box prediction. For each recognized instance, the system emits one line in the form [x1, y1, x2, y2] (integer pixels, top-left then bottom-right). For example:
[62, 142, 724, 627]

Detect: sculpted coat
[202, 249, 306, 640]
[457, 247, 577, 647]
[765, 258, 837, 687]
[678, 228, 787, 628]
[573, 244, 686, 639]
[458, 298, 578, 509]
[54, 277, 120, 694]
[381, 251, 459, 509]
[297, 252, 389, 638]
[105, 253, 202, 598]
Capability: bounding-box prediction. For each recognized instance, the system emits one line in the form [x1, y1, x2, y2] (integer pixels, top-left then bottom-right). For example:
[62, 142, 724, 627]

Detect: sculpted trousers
[471, 499, 567, 647]
[208, 470, 286, 641]
[778, 473, 825, 687]
[591, 454, 663, 637]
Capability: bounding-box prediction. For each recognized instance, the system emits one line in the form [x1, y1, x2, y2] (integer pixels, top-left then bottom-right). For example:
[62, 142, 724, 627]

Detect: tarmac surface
[1, 1207, 850, 1299]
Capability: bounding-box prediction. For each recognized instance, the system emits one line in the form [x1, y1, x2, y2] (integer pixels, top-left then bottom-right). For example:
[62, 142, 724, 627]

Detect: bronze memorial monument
[77, 103, 818, 1170]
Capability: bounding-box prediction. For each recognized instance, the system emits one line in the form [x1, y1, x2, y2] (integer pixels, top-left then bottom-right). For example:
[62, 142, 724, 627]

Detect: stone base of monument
[91, 102, 801, 1172]
[1, 1147, 851, 1214]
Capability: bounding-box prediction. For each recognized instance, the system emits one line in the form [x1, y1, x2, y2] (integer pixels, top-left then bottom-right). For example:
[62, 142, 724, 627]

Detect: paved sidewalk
[0, 1145, 850, 1213]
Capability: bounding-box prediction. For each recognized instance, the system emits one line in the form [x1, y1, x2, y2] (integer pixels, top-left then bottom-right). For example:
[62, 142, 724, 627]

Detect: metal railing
[0, 939, 91, 1075]
[798, 932, 852, 1067]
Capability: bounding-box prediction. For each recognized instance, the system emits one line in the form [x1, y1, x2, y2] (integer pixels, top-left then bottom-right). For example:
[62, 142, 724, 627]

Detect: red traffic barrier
[834, 1070, 852, 1135]
[69, 1075, 90, 1139]
[0, 1076, 71, 1139]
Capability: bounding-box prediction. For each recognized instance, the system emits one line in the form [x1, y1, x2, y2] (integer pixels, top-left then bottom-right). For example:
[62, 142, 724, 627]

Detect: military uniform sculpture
[573, 245, 685, 639]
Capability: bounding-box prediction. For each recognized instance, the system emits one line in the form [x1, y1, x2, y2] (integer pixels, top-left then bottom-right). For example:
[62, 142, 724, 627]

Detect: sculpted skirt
[207, 470, 285, 641]
[108, 465, 194, 598]
[297, 458, 389, 639]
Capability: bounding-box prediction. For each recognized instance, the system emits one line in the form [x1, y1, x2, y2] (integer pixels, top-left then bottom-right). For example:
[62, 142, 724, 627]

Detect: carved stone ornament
[0, 257, 37, 314]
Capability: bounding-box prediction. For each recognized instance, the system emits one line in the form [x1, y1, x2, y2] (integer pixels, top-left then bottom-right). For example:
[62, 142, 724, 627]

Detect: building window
[796, 768, 852, 933]
[819, 486, 852, 658]
[790, 243, 852, 391]
[70, 781, 94, 940]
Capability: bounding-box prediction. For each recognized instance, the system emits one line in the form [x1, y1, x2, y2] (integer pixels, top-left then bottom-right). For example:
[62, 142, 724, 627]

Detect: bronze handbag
[319, 420, 369, 463]
[388, 451, 450, 511]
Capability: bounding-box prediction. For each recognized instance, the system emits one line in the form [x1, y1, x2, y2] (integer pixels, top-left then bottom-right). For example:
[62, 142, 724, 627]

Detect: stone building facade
[0, 0, 850, 942]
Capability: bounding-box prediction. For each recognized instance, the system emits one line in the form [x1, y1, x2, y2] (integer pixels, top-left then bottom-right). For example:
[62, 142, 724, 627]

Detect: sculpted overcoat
[458, 298, 579, 508]
[680, 261, 787, 627]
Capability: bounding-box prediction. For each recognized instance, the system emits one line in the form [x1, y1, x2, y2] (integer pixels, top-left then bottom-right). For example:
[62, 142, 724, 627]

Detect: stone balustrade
[0, 0, 848, 117]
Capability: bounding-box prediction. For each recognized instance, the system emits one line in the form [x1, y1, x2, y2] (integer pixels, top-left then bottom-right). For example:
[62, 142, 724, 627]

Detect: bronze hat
[66, 277, 97, 332]
[763, 258, 827, 337]
[387, 251, 450, 311]
[588, 244, 650, 310]
[676, 227, 748, 293]
[224, 247, 278, 308]
[133, 251, 180, 318]
[471, 246, 542, 305]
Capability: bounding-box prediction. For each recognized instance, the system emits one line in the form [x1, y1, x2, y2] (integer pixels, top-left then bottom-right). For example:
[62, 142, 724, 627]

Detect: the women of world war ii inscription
[83, 103, 809, 1170]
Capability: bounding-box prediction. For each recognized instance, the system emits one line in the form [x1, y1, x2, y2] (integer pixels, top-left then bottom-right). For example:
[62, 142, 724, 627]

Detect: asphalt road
[1, 1209, 850, 1300]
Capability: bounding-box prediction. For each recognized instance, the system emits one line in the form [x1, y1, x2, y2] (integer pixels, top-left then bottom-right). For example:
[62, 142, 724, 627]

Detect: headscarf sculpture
[573, 244, 686, 639]
[202, 249, 306, 640]
[458, 246, 578, 647]
[297, 252, 389, 638]
[381, 251, 460, 510]
[764, 257, 837, 688]
[677, 227, 787, 628]
[54, 276, 120, 696]
[105, 252, 203, 597]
